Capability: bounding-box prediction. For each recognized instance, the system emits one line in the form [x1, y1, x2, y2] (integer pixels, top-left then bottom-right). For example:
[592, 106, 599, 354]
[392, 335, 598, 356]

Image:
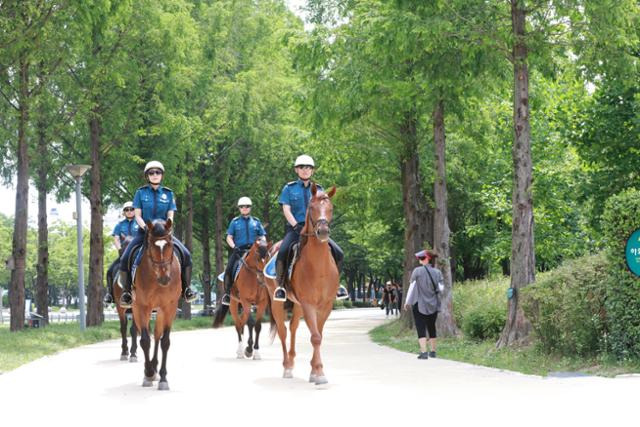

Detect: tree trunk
[497, 0, 534, 347]
[398, 110, 431, 328]
[432, 99, 458, 337]
[201, 205, 212, 310]
[87, 111, 104, 326]
[181, 173, 193, 320]
[36, 101, 49, 325]
[214, 191, 225, 301]
[9, 56, 30, 331]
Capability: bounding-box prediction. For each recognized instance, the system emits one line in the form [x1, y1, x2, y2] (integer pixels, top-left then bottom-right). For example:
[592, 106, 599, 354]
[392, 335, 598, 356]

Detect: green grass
[370, 319, 640, 377]
[0, 316, 213, 374]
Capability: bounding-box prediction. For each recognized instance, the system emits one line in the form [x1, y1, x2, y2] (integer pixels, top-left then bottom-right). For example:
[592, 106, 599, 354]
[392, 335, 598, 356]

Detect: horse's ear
[311, 182, 317, 197]
[166, 218, 172, 231]
[327, 186, 336, 198]
[145, 221, 152, 232]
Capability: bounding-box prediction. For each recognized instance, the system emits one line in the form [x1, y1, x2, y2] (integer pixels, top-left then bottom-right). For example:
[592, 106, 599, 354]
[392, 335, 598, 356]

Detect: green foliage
[453, 277, 508, 340]
[601, 188, 640, 359]
[521, 254, 608, 357]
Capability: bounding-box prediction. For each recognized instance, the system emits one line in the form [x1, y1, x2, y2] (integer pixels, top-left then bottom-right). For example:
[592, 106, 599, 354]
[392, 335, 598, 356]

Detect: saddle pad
[131, 246, 143, 287]
[264, 254, 276, 279]
[217, 272, 225, 282]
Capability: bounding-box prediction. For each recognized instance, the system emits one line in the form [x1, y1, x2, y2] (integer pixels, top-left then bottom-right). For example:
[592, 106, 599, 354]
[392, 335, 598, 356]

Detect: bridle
[148, 235, 174, 268]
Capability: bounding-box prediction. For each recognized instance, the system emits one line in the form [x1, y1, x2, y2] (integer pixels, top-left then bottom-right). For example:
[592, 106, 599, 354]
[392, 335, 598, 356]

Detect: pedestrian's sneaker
[417, 352, 429, 360]
[429, 351, 436, 358]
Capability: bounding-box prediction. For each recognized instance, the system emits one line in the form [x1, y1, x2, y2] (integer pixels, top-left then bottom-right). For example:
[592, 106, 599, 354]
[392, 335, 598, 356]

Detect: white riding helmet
[122, 201, 134, 211]
[237, 197, 252, 206]
[294, 154, 315, 168]
[144, 160, 165, 173]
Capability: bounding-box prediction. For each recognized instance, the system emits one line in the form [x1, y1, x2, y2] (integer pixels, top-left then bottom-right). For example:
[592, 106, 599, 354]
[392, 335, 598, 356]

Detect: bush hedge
[601, 188, 640, 359]
[520, 253, 608, 356]
[453, 277, 508, 340]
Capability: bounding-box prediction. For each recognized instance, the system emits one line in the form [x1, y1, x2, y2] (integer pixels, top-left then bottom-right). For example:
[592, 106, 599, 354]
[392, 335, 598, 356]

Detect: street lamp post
[66, 164, 91, 330]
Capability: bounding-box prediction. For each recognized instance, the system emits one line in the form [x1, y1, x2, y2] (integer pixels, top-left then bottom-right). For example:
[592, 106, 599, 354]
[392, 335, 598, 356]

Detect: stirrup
[336, 285, 349, 300]
[273, 287, 287, 302]
[119, 292, 133, 309]
[103, 294, 113, 304]
[183, 287, 197, 303]
[221, 293, 231, 306]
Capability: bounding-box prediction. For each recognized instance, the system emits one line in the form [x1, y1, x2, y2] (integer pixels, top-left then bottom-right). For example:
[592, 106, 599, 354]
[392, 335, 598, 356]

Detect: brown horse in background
[267, 183, 339, 385]
[213, 236, 270, 360]
[106, 235, 138, 362]
[132, 219, 181, 391]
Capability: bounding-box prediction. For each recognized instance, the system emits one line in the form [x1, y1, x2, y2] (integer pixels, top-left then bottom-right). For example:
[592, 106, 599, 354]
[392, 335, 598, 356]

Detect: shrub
[520, 253, 608, 356]
[601, 188, 640, 359]
[453, 277, 508, 340]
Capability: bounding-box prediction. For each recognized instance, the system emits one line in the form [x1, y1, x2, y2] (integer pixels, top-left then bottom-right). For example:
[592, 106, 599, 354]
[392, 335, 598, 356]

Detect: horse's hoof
[283, 369, 293, 379]
[314, 375, 328, 385]
[309, 374, 317, 383]
[153, 373, 160, 381]
[252, 351, 261, 360]
[142, 378, 153, 387]
[129, 356, 138, 363]
[244, 349, 253, 358]
[158, 381, 169, 391]
[120, 355, 128, 361]
[237, 353, 245, 359]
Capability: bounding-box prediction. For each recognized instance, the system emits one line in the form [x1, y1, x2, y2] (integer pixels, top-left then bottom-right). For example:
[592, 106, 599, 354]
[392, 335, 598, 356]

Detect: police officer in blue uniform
[273, 154, 348, 301]
[118, 161, 197, 308]
[220, 196, 267, 306]
[104, 201, 138, 304]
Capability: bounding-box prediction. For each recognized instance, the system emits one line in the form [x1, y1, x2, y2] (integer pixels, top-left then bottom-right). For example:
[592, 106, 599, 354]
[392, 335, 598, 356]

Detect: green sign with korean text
[625, 229, 640, 277]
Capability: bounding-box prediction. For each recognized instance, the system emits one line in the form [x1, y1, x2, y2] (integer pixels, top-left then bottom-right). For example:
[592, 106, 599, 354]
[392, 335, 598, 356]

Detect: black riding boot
[104, 279, 114, 304]
[182, 266, 197, 303]
[118, 270, 133, 308]
[330, 245, 349, 300]
[273, 259, 287, 302]
[221, 272, 231, 306]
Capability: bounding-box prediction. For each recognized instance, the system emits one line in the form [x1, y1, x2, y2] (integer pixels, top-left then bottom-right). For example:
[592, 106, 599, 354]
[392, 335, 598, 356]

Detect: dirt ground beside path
[0, 308, 637, 426]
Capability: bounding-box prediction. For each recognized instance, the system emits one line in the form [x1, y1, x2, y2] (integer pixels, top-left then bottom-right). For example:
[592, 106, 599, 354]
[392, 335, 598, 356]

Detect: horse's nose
[158, 275, 170, 286]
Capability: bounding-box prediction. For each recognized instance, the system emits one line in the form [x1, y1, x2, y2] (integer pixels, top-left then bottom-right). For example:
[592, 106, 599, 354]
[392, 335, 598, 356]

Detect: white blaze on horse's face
[155, 239, 168, 253]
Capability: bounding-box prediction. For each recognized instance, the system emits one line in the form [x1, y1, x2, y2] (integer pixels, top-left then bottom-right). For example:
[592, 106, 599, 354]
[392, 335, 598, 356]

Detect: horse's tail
[213, 303, 229, 328]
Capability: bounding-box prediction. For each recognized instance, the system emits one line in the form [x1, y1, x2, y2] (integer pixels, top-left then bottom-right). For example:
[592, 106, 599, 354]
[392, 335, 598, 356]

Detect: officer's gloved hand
[293, 223, 303, 233]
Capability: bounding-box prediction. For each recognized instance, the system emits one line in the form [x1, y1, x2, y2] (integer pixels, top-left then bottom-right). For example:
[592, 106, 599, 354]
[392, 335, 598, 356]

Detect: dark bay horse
[213, 236, 270, 360]
[106, 235, 138, 362]
[131, 219, 181, 391]
[266, 184, 339, 385]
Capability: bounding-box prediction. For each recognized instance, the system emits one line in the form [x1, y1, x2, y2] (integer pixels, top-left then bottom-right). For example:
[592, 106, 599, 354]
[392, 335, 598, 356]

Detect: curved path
[0, 308, 636, 425]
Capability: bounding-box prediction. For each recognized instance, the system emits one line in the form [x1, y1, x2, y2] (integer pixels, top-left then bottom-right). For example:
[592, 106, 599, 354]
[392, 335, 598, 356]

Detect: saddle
[263, 240, 300, 284]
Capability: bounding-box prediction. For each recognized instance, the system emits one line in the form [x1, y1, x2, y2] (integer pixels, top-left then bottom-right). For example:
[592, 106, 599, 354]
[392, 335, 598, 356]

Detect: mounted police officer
[220, 197, 267, 306]
[104, 201, 138, 304]
[273, 154, 348, 302]
[118, 160, 197, 308]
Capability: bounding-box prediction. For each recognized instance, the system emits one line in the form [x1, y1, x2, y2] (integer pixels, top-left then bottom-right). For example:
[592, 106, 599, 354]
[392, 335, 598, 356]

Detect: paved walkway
[0, 308, 636, 425]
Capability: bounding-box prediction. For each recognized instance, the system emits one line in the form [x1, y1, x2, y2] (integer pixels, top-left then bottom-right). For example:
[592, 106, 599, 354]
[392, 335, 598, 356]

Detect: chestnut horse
[266, 183, 339, 385]
[132, 219, 181, 391]
[106, 235, 138, 362]
[213, 236, 270, 360]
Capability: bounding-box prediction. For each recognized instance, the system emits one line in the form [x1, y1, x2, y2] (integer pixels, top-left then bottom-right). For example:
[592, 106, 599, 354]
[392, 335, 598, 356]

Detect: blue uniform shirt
[227, 215, 266, 248]
[132, 184, 177, 223]
[278, 179, 323, 224]
[112, 218, 139, 243]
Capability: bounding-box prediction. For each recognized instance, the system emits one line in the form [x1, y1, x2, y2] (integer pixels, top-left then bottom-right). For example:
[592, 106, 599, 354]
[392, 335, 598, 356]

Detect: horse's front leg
[252, 301, 267, 360]
[270, 299, 291, 377]
[244, 304, 254, 358]
[118, 310, 129, 361]
[300, 302, 326, 385]
[129, 317, 138, 363]
[158, 327, 171, 391]
[140, 325, 155, 387]
[288, 303, 302, 370]
[230, 299, 244, 358]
